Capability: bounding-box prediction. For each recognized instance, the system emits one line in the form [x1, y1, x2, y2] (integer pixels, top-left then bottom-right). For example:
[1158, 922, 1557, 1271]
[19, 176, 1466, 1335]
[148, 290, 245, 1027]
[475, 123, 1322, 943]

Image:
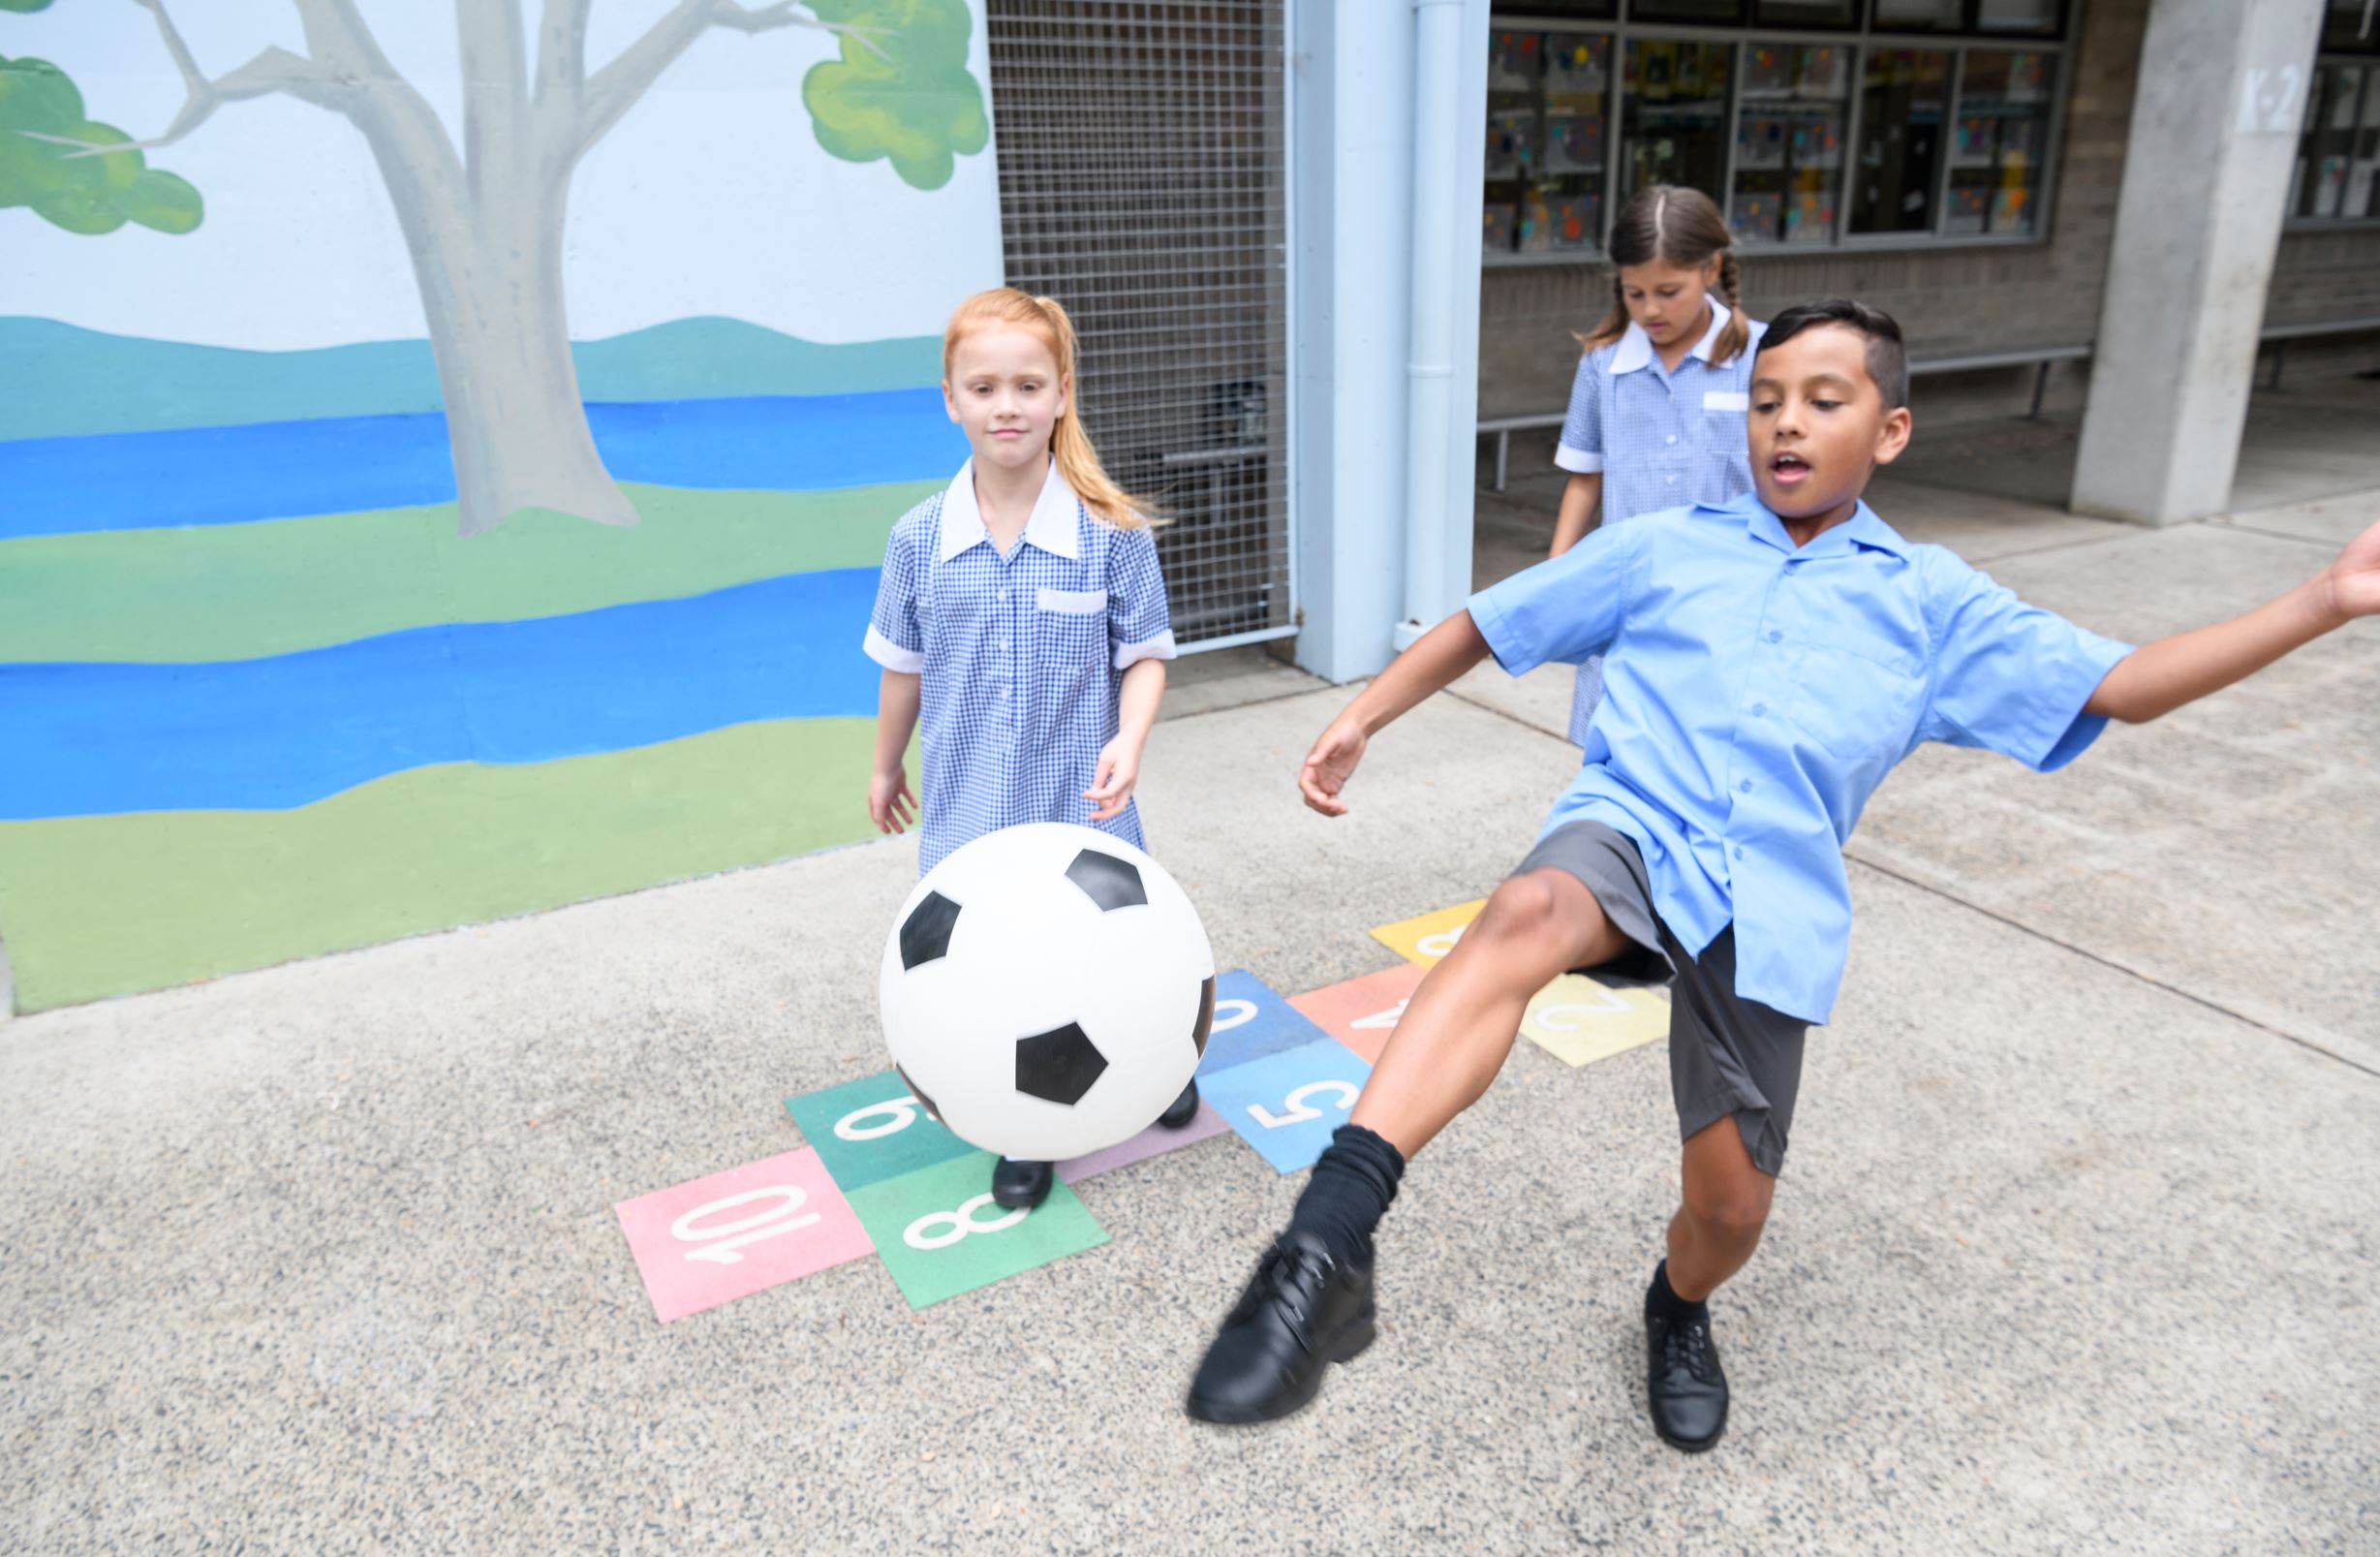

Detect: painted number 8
[671, 1187, 821, 1264]
[836, 1097, 920, 1140]
[1416, 923, 1467, 959]
[1247, 1079, 1359, 1129]
[904, 1192, 1029, 1251]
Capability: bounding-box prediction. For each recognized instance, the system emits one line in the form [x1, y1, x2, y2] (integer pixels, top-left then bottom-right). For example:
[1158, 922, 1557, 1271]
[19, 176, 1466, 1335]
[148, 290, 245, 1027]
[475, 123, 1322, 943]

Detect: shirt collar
[938, 456, 1083, 562]
[1698, 489, 1911, 561]
[1609, 296, 1734, 377]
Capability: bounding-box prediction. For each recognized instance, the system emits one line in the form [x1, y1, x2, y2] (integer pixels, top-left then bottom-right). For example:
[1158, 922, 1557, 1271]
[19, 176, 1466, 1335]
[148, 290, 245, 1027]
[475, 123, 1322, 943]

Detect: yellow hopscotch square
[1368, 900, 1485, 967]
[1520, 974, 1670, 1068]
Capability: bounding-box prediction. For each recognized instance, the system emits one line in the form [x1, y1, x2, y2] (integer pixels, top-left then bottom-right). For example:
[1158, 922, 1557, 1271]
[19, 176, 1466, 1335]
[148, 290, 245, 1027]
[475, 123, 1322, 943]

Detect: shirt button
[1666, 475, 1679, 484]
[1733, 846, 1746, 861]
[1765, 630, 1782, 643]
[1738, 780, 1753, 794]
[1666, 435, 1678, 446]
[1749, 702, 1767, 717]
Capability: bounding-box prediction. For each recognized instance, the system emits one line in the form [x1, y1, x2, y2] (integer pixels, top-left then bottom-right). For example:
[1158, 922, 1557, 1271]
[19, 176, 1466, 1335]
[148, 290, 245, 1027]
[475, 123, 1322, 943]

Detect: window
[2321, 0, 2380, 53]
[1485, 31, 1612, 256]
[1732, 43, 1852, 245]
[2293, 63, 2379, 221]
[1476, 4, 2077, 257]
[1945, 50, 2055, 235]
[1622, 39, 1734, 202]
[1850, 48, 1951, 234]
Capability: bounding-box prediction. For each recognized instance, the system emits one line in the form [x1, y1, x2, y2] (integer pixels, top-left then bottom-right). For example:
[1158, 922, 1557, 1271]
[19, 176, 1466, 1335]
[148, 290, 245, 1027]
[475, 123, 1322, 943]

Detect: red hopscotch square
[613, 1147, 874, 1323]
[1288, 960, 1428, 1064]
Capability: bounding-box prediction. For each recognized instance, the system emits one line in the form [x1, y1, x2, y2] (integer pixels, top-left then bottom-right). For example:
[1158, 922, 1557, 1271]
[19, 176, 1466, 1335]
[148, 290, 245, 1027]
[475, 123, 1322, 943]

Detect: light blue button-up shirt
[1468, 491, 2134, 1024]
[864, 458, 1177, 875]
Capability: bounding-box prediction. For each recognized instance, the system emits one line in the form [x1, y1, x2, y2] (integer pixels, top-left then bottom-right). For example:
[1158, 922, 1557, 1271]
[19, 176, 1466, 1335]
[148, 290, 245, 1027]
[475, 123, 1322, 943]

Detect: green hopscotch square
[785, 1070, 975, 1193]
[844, 1152, 1110, 1311]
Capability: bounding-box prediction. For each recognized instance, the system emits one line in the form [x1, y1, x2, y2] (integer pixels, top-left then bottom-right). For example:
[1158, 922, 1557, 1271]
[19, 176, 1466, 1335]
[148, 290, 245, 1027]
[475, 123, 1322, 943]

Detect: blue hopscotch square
[1199, 1041, 1375, 1174]
[785, 1070, 975, 1194]
[1199, 970, 1333, 1077]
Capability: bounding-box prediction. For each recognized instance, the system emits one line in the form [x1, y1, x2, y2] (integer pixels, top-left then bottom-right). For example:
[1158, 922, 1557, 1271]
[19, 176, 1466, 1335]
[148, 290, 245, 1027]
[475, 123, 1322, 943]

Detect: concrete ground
[5, 375, 2377, 1553]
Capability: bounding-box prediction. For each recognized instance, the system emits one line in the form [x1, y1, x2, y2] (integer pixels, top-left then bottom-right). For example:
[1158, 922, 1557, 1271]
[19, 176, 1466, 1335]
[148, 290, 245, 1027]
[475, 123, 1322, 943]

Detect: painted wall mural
[0, 0, 1001, 1012]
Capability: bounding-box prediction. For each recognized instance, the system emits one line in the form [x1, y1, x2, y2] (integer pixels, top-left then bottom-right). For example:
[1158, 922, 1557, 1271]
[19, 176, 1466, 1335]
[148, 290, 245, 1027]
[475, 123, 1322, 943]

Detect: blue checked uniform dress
[1556, 297, 1765, 745]
[863, 458, 1178, 876]
[1468, 491, 2135, 1025]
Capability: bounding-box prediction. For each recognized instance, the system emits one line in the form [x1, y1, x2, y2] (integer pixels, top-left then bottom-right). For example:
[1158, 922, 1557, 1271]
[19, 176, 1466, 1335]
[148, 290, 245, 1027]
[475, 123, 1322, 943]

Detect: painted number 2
[835, 1097, 921, 1140]
[671, 1187, 821, 1264]
[1247, 1080, 1359, 1129]
[904, 1192, 1029, 1251]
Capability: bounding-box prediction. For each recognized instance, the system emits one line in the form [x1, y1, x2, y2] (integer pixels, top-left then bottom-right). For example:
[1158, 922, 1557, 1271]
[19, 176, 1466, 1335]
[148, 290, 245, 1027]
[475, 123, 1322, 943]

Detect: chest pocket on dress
[1785, 638, 1924, 766]
[1035, 586, 1109, 686]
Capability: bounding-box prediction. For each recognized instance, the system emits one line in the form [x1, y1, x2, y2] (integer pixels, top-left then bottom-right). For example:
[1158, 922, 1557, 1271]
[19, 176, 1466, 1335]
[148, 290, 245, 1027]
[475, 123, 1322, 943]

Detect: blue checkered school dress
[863, 458, 1177, 875]
[1555, 297, 1765, 744]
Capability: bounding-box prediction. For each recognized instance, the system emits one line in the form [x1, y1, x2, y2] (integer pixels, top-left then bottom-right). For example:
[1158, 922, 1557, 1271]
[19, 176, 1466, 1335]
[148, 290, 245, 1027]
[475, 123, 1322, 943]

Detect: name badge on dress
[1703, 390, 1749, 412]
[1035, 587, 1108, 614]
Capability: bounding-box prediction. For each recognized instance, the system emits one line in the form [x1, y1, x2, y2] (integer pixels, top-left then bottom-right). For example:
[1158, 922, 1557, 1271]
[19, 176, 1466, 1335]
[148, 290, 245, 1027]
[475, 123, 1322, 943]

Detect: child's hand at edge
[1084, 735, 1146, 822]
[1300, 715, 1369, 818]
[869, 764, 917, 835]
[2320, 516, 2380, 623]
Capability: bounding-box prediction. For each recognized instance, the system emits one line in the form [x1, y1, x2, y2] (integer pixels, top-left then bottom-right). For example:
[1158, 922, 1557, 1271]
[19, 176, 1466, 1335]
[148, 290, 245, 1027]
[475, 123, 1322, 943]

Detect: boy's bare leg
[1665, 1118, 1777, 1300]
[1187, 866, 1630, 1425]
[1350, 868, 1635, 1159]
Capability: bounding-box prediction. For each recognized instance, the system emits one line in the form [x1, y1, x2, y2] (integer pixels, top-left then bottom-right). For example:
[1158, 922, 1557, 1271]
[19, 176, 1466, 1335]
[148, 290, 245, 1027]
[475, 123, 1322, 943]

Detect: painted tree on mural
[1, 0, 987, 536]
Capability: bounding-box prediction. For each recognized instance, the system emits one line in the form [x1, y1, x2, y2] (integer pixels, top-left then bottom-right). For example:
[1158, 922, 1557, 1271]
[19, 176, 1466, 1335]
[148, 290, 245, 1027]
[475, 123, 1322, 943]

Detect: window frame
[2284, 53, 2380, 231]
[1483, 5, 2080, 264]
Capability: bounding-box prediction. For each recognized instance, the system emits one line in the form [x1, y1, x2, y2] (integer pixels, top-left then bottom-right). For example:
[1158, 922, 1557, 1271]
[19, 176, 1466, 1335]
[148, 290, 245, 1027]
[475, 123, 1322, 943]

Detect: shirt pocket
[1785, 638, 1925, 766]
[1035, 586, 1111, 687]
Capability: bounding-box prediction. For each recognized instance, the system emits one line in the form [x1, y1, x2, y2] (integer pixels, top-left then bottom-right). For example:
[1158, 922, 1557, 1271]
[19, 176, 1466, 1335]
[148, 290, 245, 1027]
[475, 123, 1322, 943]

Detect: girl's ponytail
[1712, 249, 1748, 365]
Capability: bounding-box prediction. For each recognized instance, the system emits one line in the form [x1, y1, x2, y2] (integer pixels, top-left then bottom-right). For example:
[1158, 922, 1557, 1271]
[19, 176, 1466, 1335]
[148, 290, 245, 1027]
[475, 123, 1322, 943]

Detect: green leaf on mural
[0, 51, 204, 234]
[802, 0, 988, 192]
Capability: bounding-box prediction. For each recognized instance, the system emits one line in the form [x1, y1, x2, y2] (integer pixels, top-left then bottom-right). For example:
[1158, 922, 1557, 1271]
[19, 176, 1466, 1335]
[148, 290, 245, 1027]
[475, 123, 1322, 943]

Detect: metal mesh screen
[985, 1, 1293, 650]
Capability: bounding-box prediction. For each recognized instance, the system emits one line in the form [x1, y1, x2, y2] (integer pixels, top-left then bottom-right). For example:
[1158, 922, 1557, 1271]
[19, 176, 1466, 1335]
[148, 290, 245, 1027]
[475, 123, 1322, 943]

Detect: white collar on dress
[937, 455, 1082, 562]
[1609, 296, 1734, 377]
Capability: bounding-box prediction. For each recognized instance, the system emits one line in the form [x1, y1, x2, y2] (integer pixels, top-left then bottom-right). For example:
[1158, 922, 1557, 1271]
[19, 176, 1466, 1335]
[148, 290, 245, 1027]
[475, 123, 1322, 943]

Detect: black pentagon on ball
[1065, 848, 1147, 912]
[1190, 975, 1217, 1058]
[1015, 1021, 1110, 1106]
[899, 889, 962, 970]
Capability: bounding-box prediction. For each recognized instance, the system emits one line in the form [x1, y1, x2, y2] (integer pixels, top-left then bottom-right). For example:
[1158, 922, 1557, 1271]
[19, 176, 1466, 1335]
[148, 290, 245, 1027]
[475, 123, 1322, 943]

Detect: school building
[980, 0, 2380, 682]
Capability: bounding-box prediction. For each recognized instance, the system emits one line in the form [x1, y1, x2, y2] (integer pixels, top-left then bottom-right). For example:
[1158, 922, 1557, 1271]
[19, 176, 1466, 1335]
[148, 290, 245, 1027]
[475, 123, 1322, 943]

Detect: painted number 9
[1247, 1080, 1359, 1130]
[836, 1097, 921, 1140]
[671, 1186, 821, 1264]
[904, 1192, 1029, 1251]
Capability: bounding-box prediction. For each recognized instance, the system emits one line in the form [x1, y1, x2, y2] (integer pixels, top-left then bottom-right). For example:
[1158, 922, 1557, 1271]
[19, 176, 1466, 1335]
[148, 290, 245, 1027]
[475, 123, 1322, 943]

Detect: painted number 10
[671, 1186, 820, 1264]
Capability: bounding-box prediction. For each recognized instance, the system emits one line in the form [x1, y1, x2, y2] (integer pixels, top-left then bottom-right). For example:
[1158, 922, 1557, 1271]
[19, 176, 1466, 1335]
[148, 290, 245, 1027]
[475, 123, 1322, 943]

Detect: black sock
[1285, 1125, 1406, 1267]
[1647, 1260, 1709, 1327]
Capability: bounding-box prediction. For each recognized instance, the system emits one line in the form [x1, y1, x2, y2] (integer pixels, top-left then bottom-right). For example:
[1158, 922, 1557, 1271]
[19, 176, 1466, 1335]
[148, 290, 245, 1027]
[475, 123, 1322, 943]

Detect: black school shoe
[1185, 1230, 1375, 1424]
[990, 1157, 1053, 1210]
[1158, 1078, 1201, 1130]
[1645, 1306, 1729, 1452]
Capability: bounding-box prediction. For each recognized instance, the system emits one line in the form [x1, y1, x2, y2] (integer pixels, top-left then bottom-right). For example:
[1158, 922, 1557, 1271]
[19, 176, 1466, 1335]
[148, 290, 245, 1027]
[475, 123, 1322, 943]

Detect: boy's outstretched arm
[1300, 610, 1494, 816]
[2085, 517, 2380, 724]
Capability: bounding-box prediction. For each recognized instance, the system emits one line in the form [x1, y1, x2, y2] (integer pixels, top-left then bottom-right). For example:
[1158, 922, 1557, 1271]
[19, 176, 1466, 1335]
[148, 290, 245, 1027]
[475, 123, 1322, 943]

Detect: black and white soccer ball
[879, 824, 1217, 1161]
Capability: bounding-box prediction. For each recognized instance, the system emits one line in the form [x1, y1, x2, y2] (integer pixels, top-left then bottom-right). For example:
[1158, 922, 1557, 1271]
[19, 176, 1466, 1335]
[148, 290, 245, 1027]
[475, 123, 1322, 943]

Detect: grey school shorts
[1511, 821, 1808, 1176]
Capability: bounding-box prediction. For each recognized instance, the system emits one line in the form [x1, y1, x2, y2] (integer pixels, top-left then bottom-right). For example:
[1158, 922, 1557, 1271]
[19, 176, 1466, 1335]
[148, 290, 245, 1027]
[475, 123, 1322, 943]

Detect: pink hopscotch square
[1289, 960, 1427, 1064]
[614, 1147, 875, 1323]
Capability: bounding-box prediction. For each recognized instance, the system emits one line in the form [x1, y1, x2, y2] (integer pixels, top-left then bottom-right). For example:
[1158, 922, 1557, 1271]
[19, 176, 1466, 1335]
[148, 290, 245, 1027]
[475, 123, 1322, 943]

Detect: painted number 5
[905, 1192, 1029, 1251]
[836, 1097, 920, 1140]
[671, 1186, 821, 1264]
[1247, 1079, 1359, 1130]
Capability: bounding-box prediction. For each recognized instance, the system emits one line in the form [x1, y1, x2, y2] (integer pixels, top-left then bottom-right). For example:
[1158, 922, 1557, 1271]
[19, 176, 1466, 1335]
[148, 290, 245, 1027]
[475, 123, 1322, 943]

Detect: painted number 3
[1247, 1080, 1359, 1130]
[671, 1187, 821, 1264]
[905, 1193, 1029, 1251]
